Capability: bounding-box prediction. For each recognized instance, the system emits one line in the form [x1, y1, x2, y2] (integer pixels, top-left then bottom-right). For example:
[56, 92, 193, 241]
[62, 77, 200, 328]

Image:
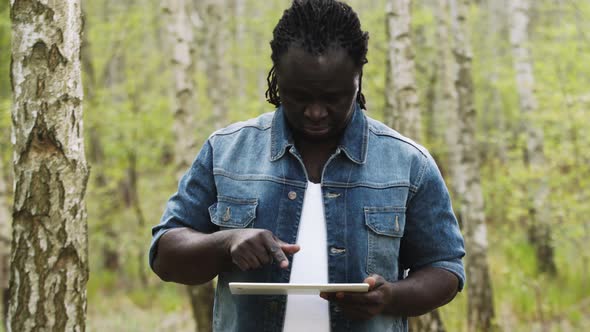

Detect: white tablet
[229, 282, 370, 295]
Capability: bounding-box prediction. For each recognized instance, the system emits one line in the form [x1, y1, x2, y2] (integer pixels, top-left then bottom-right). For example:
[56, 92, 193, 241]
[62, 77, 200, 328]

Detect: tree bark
[509, 0, 557, 275]
[201, 0, 230, 129]
[384, 0, 422, 141]
[482, 0, 508, 163]
[0, 155, 11, 329]
[435, 0, 462, 203]
[449, 1, 496, 331]
[232, 0, 246, 99]
[163, 0, 200, 176]
[187, 281, 215, 332]
[164, 1, 214, 331]
[385, 1, 445, 330]
[9, 0, 89, 330]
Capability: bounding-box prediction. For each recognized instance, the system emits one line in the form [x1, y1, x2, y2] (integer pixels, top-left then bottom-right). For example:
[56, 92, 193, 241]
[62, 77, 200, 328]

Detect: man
[150, 1, 465, 331]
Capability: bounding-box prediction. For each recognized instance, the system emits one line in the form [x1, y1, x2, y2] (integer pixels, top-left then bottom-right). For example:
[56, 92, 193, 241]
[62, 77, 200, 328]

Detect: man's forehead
[278, 45, 356, 71]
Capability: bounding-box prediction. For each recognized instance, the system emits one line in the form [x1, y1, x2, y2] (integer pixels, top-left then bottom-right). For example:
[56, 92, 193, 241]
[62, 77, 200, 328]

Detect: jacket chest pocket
[364, 206, 406, 281]
[209, 196, 258, 229]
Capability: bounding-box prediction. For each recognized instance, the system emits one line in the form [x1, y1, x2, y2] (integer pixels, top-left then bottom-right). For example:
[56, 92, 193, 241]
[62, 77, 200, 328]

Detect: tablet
[229, 282, 370, 295]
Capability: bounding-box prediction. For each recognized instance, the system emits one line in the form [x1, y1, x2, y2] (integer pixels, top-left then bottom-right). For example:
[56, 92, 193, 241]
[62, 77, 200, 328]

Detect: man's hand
[225, 229, 300, 271]
[320, 274, 393, 320]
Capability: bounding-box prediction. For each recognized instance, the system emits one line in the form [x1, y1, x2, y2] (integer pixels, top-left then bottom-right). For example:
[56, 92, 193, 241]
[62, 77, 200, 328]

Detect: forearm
[384, 266, 459, 317]
[152, 227, 232, 285]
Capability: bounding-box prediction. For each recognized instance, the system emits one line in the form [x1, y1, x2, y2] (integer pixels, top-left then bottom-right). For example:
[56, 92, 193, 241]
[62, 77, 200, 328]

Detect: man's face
[275, 46, 360, 142]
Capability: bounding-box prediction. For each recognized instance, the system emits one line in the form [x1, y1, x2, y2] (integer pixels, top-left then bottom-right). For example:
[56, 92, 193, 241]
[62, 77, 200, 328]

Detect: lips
[302, 126, 331, 136]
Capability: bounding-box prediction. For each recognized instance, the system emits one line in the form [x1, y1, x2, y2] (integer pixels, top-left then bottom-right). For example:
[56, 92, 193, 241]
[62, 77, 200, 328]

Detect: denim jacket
[149, 105, 466, 332]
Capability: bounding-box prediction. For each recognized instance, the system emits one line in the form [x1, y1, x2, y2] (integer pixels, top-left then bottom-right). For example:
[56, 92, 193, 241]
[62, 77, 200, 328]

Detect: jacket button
[330, 247, 346, 255]
[288, 191, 297, 200]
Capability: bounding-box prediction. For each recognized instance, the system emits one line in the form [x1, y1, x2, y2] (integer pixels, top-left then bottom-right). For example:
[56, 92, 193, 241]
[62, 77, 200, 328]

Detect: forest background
[0, 0, 589, 331]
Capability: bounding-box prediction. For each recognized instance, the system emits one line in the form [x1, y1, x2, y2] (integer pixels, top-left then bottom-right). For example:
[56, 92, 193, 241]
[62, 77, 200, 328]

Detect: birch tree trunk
[201, 0, 230, 129]
[384, 0, 422, 141]
[436, 0, 462, 201]
[509, 0, 557, 275]
[9, 0, 89, 330]
[449, 1, 496, 331]
[0, 157, 10, 328]
[233, 0, 246, 98]
[385, 1, 445, 330]
[163, 0, 200, 175]
[483, 0, 507, 163]
[164, 1, 214, 331]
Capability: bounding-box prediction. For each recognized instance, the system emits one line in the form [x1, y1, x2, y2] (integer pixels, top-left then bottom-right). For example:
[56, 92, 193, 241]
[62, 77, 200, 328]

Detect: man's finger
[334, 292, 374, 305]
[277, 239, 301, 254]
[263, 235, 290, 268]
[263, 234, 301, 268]
[281, 244, 301, 254]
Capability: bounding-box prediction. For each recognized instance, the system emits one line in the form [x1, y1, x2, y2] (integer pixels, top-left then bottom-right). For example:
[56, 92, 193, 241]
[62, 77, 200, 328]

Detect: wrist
[215, 229, 236, 261]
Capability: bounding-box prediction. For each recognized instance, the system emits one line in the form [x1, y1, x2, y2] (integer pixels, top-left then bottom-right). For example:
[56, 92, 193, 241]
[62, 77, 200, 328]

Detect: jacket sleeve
[148, 140, 218, 270]
[400, 152, 466, 290]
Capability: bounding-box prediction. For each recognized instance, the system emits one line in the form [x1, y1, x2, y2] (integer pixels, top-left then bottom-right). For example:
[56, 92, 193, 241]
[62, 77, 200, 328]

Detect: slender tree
[384, 0, 422, 141]
[436, 0, 461, 193]
[163, 0, 200, 175]
[482, 0, 508, 163]
[385, 0, 445, 330]
[0, 156, 10, 328]
[510, 0, 557, 276]
[200, 0, 231, 129]
[163, 1, 214, 331]
[9, 0, 89, 330]
[449, 0, 496, 331]
[232, 0, 246, 98]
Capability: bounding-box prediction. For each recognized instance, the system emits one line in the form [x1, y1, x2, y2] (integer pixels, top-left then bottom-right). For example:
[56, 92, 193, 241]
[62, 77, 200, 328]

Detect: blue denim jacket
[149, 105, 465, 332]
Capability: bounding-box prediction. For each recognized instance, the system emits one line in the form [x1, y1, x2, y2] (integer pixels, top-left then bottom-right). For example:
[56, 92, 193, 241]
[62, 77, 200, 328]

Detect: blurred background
[0, 0, 589, 331]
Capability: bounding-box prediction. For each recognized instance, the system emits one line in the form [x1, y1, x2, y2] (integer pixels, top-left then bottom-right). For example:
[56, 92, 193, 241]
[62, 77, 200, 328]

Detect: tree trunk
[9, 0, 89, 330]
[435, 0, 462, 203]
[187, 281, 215, 332]
[165, 1, 214, 331]
[233, 0, 246, 99]
[384, 0, 422, 141]
[385, 1, 445, 330]
[0, 156, 11, 329]
[201, 0, 230, 129]
[408, 309, 445, 332]
[449, 1, 496, 331]
[509, 0, 557, 275]
[163, 0, 200, 175]
[482, 0, 508, 164]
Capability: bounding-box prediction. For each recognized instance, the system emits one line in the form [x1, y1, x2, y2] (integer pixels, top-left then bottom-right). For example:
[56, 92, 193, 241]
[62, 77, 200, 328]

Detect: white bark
[166, 2, 214, 331]
[233, 0, 246, 98]
[484, 0, 507, 162]
[163, 0, 199, 175]
[201, 0, 230, 129]
[435, 0, 462, 194]
[9, 0, 89, 331]
[384, 0, 422, 141]
[509, 0, 556, 275]
[449, 1, 495, 331]
[0, 156, 10, 326]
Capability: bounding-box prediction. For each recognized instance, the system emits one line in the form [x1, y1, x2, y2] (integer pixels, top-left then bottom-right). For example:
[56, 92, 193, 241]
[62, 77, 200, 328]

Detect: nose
[304, 103, 328, 122]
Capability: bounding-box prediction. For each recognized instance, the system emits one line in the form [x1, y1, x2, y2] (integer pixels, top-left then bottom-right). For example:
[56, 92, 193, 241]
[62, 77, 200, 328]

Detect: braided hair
[266, 0, 369, 109]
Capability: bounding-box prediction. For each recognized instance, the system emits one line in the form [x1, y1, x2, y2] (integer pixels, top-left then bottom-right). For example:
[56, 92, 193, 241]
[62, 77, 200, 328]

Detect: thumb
[364, 274, 384, 290]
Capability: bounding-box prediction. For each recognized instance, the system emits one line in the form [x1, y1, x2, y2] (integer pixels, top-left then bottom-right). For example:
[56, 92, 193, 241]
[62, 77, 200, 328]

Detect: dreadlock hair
[265, 0, 369, 109]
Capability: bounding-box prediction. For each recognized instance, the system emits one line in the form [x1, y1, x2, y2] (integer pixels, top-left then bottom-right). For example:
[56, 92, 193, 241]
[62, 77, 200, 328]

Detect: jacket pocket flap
[209, 196, 258, 228]
[364, 206, 406, 237]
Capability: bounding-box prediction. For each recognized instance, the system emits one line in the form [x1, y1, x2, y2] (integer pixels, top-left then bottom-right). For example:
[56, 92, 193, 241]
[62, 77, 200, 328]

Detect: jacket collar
[270, 103, 368, 164]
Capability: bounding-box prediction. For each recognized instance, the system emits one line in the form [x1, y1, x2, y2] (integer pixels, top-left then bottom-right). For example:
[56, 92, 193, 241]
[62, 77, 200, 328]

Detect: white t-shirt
[283, 182, 330, 332]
